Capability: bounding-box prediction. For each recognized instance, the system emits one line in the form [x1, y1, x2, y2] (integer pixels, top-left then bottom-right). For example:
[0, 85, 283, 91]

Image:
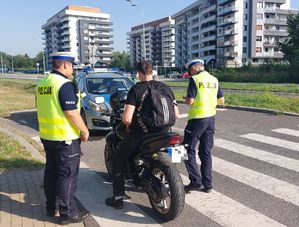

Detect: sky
[0, 0, 298, 57]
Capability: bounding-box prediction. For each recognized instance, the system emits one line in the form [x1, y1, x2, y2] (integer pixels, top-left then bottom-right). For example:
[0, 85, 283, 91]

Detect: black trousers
[183, 117, 215, 188]
[112, 135, 140, 196]
[42, 138, 81, 218]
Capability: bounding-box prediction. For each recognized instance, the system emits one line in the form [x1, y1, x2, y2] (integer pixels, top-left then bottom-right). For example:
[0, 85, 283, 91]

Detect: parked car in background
[75, 72, 134, 131]
[178, 72, 189, 79]
[165, 71, 180, 78]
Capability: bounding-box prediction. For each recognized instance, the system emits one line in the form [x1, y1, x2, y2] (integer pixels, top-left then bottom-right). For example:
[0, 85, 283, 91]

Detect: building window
[265, 48, 269, 52]
[244, 2, 248, 8]
[256, 36, 262, 41]
[257, 2, 263, 8]
[256, 47, 262, 53]
[256, 25, 263, 30]
[243, 47, 247, 53]
[243, 36, 247, 42]
[256, 13, 263, 19]
[244, 25, 247, 31]
[244, 14, 248, 20]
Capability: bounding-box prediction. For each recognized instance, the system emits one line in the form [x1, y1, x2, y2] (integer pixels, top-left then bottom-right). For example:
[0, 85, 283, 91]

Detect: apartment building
[42, 5, 113, 68]
[249, 0, 297, 64]
[127, 17, 175, 67]
[172, 1, 218, 67]
[172, 0, 296, 67]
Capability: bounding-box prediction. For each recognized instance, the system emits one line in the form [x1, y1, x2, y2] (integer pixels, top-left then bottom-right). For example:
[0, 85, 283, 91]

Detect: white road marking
[272, 128, 299, 137]
[240, 133, 299, 152]
[181, 174, 286, 227]
[78, 162, 162, 227]
[216, 108, 227, 111]
[215, 139, 299, 172]
[205, 157, 299, 206]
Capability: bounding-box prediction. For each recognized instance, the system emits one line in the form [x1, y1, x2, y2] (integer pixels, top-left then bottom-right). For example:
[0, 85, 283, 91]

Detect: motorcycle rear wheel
[148, 158, 185, 221]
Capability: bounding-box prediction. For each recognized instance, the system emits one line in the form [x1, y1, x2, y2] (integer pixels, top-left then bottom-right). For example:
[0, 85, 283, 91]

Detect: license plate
[168, 146, 188, 163]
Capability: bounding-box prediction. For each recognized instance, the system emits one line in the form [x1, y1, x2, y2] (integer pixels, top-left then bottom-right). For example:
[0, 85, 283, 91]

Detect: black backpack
[136, 81, 176, 133]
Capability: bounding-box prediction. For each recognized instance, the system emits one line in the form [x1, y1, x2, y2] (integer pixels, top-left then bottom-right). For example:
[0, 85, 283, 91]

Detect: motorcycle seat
[139, 131, 179, 146]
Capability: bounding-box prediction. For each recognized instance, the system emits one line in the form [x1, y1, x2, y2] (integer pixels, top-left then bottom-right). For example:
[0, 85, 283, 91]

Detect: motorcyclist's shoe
[200, 186, 213, 193]
[105, 196, 124, 209]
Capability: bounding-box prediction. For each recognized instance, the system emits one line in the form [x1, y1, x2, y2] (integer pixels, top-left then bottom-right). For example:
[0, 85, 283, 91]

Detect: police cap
[50, 52, 77, 65]
[185, 59, 205, 70]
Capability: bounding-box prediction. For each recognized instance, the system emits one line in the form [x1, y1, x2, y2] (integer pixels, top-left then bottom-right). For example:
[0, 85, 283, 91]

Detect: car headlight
[88, 100, 108, 112]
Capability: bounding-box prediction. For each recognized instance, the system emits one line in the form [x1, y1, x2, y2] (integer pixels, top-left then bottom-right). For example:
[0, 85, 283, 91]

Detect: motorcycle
[104, 91, 185, 221]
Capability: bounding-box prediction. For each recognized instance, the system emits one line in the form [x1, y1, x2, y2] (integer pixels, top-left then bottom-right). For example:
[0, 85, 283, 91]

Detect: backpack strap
[136, 88, 149, 133]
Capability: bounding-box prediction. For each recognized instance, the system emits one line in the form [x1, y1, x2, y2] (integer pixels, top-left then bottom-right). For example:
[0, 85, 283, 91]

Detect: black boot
[58, 210, 90, 225]
[105, 196, 124, 209]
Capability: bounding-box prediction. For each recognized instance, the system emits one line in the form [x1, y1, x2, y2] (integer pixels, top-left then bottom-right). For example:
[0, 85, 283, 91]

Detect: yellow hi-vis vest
[36, 73, 80, 141]
[188, 71, 219, 120]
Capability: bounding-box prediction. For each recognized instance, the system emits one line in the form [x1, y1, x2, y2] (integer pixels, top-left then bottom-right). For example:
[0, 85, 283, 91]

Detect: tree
[34, 52, 44, 66]
[111, 51, 131, 71]
[280, 14, 299, 65]
[14, 54, 34, 68]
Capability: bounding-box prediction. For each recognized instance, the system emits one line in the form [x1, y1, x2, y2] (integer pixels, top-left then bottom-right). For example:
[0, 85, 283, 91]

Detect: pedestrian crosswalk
[240, 133, 299, 152]
[214, 139, 299, 172]
[78, 126, 299, 227]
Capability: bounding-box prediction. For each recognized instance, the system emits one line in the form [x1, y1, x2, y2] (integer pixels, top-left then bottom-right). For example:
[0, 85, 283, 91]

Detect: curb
[0, 120, 97, 227]
[176, 100, 299, 117]
[0, 126, 45, 163]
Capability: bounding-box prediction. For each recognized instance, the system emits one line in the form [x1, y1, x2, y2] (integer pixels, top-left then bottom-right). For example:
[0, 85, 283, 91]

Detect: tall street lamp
[1, 51, 4, 74]
[127, 0, 146, 60]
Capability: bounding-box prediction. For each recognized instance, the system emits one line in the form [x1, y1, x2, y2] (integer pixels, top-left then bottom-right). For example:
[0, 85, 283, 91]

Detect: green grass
[165, 81, 299, 93]
[173, 90, 299, 114]
[0, 79, 36, 116]
[0, 132, 44, 170]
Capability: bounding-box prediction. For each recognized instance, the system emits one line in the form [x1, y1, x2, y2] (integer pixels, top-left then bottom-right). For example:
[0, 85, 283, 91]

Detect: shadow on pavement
[5, 110, 39, 131]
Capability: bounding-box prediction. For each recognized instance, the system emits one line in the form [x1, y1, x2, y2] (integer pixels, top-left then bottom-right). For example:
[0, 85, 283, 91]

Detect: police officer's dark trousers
[183, 116, 215, 188]
[42, 139, 81, 218]
[112, 135, 140, 196]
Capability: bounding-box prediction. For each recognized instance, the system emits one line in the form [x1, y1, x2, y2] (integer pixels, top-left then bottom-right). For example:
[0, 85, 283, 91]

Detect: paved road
[4, 105, 299, 227]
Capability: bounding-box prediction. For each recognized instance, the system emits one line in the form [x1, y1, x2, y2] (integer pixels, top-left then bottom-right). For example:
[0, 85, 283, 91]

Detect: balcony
[218, 6, 238, 17]
[264, 7, 277, 13]
[264, 18, 287, 25]
[218, 51, 238, 58]
[263, 52, 284, 58]
[218, 0, 236, 6]
[263, 29, 288, 36]
[201, 25, 217, 34]
[263, 41, 278, 46]
[201, 35, 216, 43]
[217, 40, 238, 47]
[201, 4, 217, 15]
[218, 18, 237, 27]
[201, 15, 217, 25]
[218, 28, 238, 37]
[200, 45, 216, 52]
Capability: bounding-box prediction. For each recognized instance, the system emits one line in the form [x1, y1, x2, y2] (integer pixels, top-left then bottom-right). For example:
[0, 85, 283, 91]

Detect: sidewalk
[0, 125, 86, 227]
[0, 169, 85, 227]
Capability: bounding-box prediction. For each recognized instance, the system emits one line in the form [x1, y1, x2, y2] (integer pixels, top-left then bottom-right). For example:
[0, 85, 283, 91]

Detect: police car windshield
[86, 77, 133, 94]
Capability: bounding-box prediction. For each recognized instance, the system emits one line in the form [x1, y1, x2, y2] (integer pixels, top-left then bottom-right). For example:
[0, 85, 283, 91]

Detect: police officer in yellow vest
[183, 59, 225, 194]
[36, 52, 90, 225]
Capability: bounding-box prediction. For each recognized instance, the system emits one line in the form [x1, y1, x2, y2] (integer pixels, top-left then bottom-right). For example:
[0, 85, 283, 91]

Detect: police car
[75, 71, 134, 131]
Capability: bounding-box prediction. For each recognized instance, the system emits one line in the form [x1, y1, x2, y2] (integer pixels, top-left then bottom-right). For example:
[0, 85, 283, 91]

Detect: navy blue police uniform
[41, 69, 82, 218]
[183, 73, 223, 192]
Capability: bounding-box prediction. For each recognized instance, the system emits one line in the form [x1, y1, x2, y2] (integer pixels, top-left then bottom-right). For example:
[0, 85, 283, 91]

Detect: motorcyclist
[105, 60, 179, 209]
